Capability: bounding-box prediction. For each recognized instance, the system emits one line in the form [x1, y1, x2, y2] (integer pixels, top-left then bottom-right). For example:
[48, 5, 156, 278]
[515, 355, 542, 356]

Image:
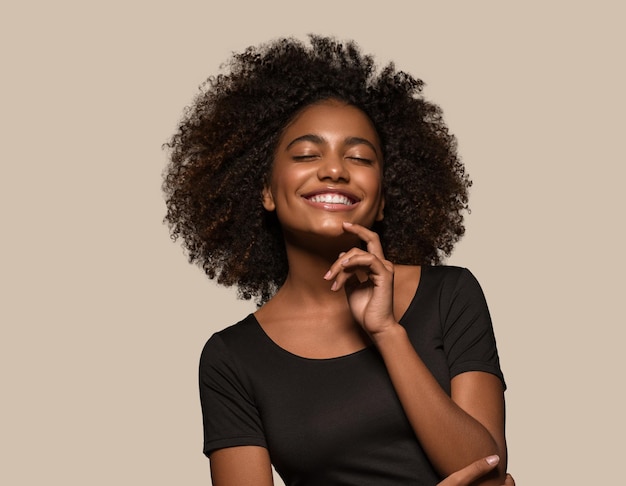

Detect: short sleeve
[199, 333, 267, 456]
[442, 269, 506, 389]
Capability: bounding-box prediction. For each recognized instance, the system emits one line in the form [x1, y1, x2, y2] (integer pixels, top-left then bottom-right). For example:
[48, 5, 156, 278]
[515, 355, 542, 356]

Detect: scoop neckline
[248, 265, 427, 362]
[249, 313, 375, 362]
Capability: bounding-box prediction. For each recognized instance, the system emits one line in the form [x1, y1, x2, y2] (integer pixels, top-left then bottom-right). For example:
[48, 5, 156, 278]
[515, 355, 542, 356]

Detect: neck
[284, 247, 340, 297]
[275, 233, 357, 307]
[255, 232, 371, 348]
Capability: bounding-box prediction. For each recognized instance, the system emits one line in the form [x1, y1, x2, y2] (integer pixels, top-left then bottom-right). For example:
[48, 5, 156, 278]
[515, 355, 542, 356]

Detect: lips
[302, 190, 360, 207]
[307, 193, 353, 205]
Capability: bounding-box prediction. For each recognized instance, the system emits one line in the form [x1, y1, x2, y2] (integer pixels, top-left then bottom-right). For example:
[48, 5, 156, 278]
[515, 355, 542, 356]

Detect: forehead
[278, 100, 380, 146]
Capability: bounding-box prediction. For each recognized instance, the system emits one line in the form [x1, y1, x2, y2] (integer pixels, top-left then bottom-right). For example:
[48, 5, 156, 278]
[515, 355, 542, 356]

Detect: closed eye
[292, 154, 319, 161]
[347, 156, 373, 164]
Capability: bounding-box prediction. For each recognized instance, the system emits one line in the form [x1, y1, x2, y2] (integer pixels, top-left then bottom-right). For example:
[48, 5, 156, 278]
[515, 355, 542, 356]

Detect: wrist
[370, 320, 406, 347]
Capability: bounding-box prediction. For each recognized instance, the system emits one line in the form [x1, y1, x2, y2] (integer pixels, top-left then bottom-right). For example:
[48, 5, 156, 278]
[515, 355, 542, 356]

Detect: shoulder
[394, 264, 472, 291]
[425, 266, 494, 338]
[394, 265, 483, 320]
[200, 314, 259, 370]
[420, 265, 484, 295]
[411, 266, 490, 325]
[422, 264, 469, 282]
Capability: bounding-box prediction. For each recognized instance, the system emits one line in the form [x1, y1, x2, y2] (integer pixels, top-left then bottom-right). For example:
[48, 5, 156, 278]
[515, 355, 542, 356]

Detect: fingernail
[330, 281, 338, 291]
[343, 221, 352, 226]
[341, 258, 350, 265]
[486, 455, 500, 466]
[323, 270, 332, 280]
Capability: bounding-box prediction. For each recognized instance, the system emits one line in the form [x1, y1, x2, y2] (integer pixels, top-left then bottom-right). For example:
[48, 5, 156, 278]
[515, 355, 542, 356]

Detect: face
[262, 99, 384, 241]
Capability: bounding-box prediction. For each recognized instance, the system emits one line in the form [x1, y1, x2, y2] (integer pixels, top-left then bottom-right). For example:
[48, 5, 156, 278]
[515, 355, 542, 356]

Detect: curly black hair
[163, 35, 471, 304]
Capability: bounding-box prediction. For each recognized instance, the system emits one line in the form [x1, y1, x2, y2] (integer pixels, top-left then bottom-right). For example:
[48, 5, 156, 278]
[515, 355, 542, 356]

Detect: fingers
[341, 221, 385, 260]
[437, 455, 500, 486]
[324, 250, 381, 291]
[504, 473, 516, 486]
[323, 222, 391, 290]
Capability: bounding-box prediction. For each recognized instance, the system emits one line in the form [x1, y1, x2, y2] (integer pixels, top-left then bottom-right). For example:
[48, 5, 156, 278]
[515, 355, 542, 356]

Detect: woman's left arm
[327, 222, 506, 484]
[374, 327, 506, 483]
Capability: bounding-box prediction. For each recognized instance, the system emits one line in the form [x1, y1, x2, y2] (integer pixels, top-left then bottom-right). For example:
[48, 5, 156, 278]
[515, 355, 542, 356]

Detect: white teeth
[308, 194, 353, 205]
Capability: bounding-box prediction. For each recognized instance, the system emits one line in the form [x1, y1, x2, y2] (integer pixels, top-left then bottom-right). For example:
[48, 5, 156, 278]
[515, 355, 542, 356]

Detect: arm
[210, 446, 274, 486]
[373, 327, 506, 483]
[199, 336, 271, 484]
[327, 222, 507, 483]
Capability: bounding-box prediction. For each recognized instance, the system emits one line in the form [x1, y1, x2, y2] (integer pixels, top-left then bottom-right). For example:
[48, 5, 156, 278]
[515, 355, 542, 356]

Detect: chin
[317, 220, 349, 236]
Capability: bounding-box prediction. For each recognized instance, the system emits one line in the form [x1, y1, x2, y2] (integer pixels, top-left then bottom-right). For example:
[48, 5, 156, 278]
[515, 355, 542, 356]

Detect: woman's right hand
[438, 455, 515, 486]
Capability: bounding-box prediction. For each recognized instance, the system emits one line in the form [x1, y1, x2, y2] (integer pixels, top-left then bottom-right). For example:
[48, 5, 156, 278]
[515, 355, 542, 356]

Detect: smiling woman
[262, 100, 385, 244]
[163, 35, 511, 486]
[163, 35, 469, 305]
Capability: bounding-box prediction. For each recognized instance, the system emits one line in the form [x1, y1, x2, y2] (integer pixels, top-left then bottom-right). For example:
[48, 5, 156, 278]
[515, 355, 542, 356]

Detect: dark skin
[210, 100, 507, 485]
[210, 449, 515, 486]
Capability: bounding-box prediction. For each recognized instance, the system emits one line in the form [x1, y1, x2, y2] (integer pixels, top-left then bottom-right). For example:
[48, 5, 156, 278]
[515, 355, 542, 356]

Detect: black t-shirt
[199, 266, 505, 485]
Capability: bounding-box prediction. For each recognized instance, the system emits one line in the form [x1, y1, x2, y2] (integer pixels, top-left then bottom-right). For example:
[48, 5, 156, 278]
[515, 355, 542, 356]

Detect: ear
[375, 195, 385, 221]
[262, 185, 276, 211]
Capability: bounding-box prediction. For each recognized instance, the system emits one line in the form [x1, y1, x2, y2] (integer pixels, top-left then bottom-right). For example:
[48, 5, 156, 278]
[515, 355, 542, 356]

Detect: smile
[306, 193, 355, 206]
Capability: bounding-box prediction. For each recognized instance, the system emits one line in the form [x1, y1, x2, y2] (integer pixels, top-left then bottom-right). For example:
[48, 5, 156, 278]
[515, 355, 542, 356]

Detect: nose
[317, 154, 350, 182]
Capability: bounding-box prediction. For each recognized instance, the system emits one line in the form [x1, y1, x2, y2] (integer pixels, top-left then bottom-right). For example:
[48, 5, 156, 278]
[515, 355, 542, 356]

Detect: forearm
[372, 323, 505, 481]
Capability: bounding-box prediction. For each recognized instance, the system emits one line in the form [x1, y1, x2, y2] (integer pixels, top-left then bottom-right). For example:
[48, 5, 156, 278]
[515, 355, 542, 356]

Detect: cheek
[357, 170, 383, 195]
[267, 174, 295, 209]
[271, 165, 310, 195]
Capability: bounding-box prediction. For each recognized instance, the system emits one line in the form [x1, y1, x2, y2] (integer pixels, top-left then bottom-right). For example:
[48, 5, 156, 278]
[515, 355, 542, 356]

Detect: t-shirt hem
[203, 436, 268, 457]
[450, 362, 507, 390]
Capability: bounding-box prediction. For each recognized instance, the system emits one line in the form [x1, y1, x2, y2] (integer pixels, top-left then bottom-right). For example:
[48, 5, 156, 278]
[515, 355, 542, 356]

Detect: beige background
[2, 1, 624, 484]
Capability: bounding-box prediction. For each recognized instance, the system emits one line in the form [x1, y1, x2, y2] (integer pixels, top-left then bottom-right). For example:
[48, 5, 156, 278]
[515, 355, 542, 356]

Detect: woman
[164, 35, 509, 485]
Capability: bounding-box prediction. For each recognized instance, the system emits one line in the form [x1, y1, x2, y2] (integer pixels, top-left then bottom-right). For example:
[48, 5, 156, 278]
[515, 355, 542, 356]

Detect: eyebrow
[285, 134, 379, 156]
[345, 136, 379, 156]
